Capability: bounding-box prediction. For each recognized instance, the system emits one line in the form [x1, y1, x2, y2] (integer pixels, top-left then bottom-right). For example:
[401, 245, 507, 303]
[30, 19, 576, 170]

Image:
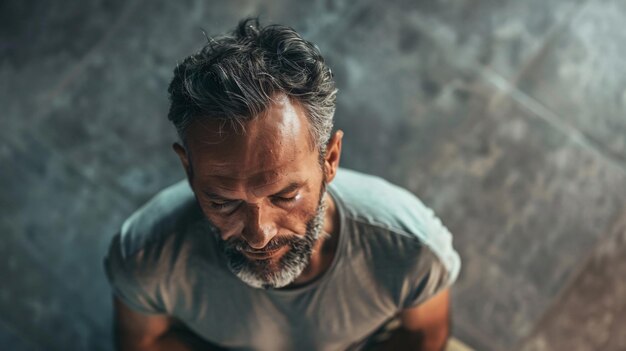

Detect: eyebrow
[202, 181, 304, 200]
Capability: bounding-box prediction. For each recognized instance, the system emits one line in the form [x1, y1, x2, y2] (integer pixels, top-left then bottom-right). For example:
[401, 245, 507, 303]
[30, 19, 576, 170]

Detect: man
[104, 18, 461, 351]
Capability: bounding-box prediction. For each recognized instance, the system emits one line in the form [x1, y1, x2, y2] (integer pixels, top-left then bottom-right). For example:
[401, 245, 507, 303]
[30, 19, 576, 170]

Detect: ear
[172, 142, 193, 181]
[323, 130, 343, 184]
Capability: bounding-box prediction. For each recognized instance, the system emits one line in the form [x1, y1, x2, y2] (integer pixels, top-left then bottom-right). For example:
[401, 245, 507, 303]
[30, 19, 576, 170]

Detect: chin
[231, 247, 311, 289]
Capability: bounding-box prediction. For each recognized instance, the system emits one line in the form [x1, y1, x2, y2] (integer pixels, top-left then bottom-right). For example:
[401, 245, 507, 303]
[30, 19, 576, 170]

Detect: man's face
[176, 95, 332, 289]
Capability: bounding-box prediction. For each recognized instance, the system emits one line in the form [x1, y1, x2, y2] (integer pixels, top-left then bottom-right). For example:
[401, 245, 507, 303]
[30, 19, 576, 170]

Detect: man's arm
[367, 288, 451, 351]
[113, 296, 226, 351]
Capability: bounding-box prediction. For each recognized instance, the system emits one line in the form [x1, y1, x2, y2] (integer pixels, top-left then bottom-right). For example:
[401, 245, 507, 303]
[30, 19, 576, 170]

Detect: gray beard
[218, 188, 329, 290]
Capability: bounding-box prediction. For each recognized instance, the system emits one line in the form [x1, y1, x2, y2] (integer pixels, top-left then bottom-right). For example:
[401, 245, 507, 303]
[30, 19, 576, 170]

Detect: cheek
[200, 207, 245, 240]
[201, 201, 319, 240]
[277, 201, 319, 235]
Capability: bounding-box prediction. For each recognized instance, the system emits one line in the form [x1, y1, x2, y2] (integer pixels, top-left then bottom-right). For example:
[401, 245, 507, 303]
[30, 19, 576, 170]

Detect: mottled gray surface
[2, 0, 625, 350]
[393, 84, 626, 349]
[518, 209, 626, 351]
[517, 0, 626, 167]
[0, 321, 40, 351]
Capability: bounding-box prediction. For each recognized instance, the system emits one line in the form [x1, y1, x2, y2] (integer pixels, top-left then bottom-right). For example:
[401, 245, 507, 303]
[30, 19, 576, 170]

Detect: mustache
[224, 233, 307, 253]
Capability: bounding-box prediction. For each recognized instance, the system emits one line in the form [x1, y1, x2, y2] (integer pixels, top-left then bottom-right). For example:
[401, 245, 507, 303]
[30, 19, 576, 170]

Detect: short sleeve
[400, 194, 461, 309]
[401, 244, 458, 309]
[103, 233, 166, 314]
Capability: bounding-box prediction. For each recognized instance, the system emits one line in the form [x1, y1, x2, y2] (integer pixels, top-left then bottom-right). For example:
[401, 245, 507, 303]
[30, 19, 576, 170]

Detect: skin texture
[113, 93, 451, 350]
[173, 94, 343, 288]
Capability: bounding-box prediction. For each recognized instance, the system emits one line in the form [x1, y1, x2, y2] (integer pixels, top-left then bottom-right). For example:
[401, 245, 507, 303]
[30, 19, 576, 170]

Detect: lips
[242, 247, 284, 260]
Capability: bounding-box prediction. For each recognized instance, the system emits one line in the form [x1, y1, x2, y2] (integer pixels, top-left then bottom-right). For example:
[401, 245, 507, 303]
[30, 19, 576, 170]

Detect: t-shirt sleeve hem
[110, 287, 167, 315]
[400, 244, 457, 310]
[103, 233, 167, 315]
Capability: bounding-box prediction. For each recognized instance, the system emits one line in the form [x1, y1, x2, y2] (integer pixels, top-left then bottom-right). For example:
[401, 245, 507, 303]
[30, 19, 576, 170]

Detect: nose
[242, 204, 278, 249]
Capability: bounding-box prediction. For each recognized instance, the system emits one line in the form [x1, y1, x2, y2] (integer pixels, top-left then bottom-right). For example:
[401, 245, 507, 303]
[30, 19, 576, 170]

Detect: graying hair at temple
[166, 17, 338, 162]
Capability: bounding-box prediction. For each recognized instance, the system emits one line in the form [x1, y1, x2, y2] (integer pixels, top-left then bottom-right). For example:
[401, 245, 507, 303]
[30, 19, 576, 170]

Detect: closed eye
[271, 193, 299, 204]
[208, 200, 240, 211]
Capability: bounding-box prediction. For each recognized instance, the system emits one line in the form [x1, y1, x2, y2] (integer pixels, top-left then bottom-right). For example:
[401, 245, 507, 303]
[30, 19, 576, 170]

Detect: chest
[173, 267, 400, 351]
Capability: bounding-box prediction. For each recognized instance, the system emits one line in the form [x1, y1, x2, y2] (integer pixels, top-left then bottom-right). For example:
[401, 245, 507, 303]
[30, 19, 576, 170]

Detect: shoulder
[105, 178, 217, 283]
[329, 168, 460, 283]
[328, 168, 445, 242]
[116, 179, 206, 258]
[329, 168, 423, 227]
[103, 179, 219, 313]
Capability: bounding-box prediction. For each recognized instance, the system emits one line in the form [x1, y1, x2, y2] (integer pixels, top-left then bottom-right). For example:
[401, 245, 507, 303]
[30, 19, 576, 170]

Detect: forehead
[185, 95, 318, 189]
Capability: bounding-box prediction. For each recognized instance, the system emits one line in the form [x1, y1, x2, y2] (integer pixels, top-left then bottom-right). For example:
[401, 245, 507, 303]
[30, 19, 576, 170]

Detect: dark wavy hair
[167, 18, 337, 160]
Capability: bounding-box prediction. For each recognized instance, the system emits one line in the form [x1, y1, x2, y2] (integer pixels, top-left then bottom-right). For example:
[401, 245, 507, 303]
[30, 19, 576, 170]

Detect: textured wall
[1, 0, 625, 350]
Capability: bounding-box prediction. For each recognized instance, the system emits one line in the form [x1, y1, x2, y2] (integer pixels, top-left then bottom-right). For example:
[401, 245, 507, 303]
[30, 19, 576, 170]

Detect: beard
[217, 182, 329, 290]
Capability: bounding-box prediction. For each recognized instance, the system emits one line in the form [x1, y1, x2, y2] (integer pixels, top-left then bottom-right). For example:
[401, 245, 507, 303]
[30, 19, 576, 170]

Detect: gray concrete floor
[1, 0, 625, 350]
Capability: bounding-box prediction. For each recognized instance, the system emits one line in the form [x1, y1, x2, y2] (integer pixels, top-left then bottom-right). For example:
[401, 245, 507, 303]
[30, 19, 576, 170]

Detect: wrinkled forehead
[200, 166, 312, 198]
[184, 95, 318, 185]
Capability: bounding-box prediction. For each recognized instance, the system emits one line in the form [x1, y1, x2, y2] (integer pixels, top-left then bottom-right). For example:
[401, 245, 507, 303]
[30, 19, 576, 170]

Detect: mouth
[241, 246, 286, 260]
